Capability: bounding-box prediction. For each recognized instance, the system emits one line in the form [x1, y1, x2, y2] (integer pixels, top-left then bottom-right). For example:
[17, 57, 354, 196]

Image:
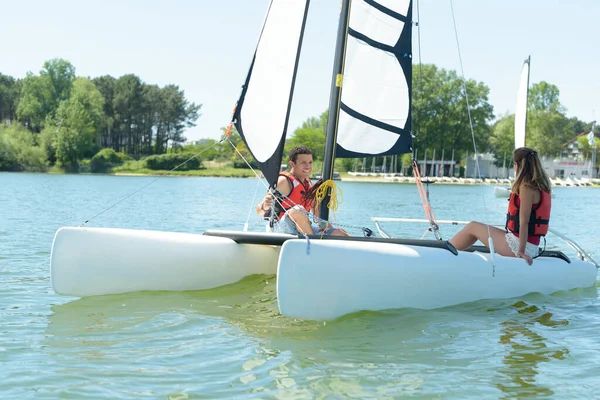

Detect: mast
[523, 55, 531, 146]
[319, 0, 351, 222]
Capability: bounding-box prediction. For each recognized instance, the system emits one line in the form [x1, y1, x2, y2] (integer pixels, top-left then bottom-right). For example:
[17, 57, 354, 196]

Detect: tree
[0, 74, 21, 123]
[412, 64, 494, 163]
[41, 58, 76, 107]
[16, 73, 54, 132]
[528, 81, 565, 114]
[526, 110, 569, 156]
[489, 114, 515, 166]
[92, 75, 117, 149]
[0, 123, 46, 171]
[16, 59, 76, 132]
[285, 111, 327, 160]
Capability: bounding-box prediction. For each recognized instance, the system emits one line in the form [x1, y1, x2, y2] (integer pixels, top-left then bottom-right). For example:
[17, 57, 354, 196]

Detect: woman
[449, 147, 552, 265]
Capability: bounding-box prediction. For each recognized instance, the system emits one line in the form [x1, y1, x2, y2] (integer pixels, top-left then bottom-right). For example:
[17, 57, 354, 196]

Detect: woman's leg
[449, 222, 514, 257]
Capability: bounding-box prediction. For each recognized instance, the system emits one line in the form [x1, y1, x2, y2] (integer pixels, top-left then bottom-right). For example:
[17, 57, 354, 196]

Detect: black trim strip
[203, 230, 457, 255]
[348, 28, 395, 53]
[340, 102, 406, 135]
[466, 245, 571, 264]
[364, 0, 408, 22]
[204, 230, 573, 264]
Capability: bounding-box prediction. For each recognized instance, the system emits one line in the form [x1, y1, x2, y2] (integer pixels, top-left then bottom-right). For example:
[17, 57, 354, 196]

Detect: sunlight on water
[1, 173, 600, 398]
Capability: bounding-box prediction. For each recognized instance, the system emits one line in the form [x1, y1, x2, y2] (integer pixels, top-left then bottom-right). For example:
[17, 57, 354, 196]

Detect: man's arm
[256, 176, 292, 216]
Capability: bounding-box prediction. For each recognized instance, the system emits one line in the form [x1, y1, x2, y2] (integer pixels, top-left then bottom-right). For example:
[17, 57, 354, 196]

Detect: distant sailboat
[494, 56, 530, 198]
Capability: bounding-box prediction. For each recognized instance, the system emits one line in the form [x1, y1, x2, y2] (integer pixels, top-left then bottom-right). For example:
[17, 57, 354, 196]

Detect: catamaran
[50, 0, 598, 321]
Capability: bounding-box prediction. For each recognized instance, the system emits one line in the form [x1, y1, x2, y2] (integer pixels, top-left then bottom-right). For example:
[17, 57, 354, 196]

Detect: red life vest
[276, 171, 313, 219]
[505, 190, 551, 240]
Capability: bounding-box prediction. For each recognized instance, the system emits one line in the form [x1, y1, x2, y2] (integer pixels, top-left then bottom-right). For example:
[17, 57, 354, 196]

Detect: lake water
[1, 172, 599, 399]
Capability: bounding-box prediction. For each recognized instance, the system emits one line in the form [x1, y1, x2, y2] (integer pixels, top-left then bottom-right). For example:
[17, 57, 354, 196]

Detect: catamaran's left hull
[276, 239, 598, 321]
[50, 227, 280, 297]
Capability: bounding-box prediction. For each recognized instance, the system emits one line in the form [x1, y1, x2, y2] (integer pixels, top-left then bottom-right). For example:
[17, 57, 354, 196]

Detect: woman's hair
[511, 147, 552, 195]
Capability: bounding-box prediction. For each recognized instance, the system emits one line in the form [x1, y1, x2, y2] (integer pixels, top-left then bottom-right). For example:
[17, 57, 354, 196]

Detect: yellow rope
[315, 179, 344, 213]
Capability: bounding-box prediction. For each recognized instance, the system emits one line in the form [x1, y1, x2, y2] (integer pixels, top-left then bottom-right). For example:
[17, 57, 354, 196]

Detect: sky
[2, 0, 599, 142]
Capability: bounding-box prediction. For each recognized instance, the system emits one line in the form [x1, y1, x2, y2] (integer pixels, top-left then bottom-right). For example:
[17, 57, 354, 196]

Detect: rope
[450, 0, 495, 268]
[412, 159, 441, 239]
[315, 180, 343, 213]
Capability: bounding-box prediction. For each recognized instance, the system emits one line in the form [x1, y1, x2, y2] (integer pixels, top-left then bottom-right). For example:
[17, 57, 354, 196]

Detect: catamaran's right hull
[277, 239, 597, 321]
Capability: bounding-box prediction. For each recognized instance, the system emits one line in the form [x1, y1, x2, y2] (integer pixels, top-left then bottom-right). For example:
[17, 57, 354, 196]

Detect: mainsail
[334, 0, 413, 158]
[514, 56, 531, 149]
[234, 0, 310, 186]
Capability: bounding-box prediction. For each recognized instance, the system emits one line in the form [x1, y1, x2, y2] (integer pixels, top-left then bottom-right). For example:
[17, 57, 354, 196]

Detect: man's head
[288, 146, 313, 180]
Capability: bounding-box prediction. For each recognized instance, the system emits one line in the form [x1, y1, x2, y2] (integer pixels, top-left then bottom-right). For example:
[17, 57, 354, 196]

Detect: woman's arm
[517, 185, 535, 264]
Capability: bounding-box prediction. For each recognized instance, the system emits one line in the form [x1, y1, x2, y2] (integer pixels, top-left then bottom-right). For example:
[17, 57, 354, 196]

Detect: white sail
[235, 0, 309, 184]
[336, 0, 413, 157]
[514, 56, 530, 149]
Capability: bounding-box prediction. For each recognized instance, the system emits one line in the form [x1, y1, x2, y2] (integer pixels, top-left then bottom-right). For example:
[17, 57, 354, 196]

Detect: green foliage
[50, 98, 100, 171]
[16, 73, 55, 132]
[16, 59, 76, 132]
[526, 110, 570, 156]
[144, 153, 202, 171]
[0, 123, 47, 171]
[41, 58, 76, 105]
[285, 110, 328, 160]
[0, 74, 21, 123]
[90, 148, 122, 173]
[232, 141, 258, 169]
[528, 81, 565, 113]
[489, 114, 516, 166]
[412, 64, 494, 161]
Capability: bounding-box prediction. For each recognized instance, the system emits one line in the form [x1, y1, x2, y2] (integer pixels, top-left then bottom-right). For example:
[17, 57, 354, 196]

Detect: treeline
[0, 58, 200, 171]
[1, 61, 594, 174]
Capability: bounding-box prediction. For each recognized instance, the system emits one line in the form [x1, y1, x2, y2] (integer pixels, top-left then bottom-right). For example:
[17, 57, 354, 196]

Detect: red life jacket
[276, 171, 313, 219]
[505, 190, 551, 240]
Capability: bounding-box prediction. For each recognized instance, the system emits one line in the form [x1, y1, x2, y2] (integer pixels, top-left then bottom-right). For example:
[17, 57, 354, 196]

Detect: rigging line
[243, 179, 262, 232]
[79, 140, 224, 227]
[224, 137, 311, 236]
[412, 159, 441, 239]
[449, 0, 495, 265]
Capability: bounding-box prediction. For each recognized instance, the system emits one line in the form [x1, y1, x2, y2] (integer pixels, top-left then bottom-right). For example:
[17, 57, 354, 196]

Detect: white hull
[51, 227, 597, 322]
[51, 227, 281, 297]
[276, 239, 597, 321]
[494, 186, 510, 198]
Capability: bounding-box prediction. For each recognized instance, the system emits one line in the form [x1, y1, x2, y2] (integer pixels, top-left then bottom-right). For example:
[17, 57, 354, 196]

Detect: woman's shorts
[505, 232, 539, 258]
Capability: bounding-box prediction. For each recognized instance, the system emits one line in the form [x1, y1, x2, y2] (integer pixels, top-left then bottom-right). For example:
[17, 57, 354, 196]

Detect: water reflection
[494, 293, 591, 399]
[44, 276, 598, 398]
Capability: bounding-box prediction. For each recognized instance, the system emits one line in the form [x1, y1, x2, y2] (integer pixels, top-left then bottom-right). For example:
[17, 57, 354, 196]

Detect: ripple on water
[2, 174, 600, 398]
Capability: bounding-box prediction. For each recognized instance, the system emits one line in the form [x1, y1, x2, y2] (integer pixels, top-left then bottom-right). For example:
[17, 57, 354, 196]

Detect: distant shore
[109, 169, 600, 187]
[340, 173, 600, 187]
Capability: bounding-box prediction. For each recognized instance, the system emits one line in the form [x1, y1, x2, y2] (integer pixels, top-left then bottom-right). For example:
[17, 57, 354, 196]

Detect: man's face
[290, 154, 313, 178]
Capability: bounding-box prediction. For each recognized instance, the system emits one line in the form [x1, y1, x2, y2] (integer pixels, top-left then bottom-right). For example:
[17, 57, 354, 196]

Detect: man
[256, 146, 348, 236]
